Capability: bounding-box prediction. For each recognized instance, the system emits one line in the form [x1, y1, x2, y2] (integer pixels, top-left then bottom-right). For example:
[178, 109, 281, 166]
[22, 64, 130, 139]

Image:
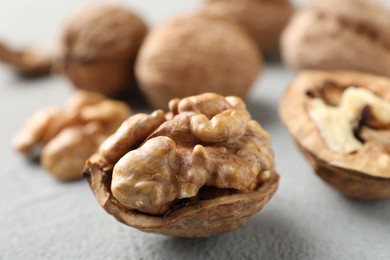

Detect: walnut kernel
[13, 91, 130, 181]
[309, 87, 390, 153]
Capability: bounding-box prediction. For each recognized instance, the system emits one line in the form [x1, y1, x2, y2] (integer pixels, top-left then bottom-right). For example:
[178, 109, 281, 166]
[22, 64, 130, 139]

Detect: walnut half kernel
[280, 71, 390, 199]
[84, 93, 279, 237]
[13, 91, 130, 181]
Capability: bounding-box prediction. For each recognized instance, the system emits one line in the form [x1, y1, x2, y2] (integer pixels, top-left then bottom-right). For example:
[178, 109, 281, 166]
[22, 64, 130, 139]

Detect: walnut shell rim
[84, 153, 279, 237]
[279, 70, 390, 199]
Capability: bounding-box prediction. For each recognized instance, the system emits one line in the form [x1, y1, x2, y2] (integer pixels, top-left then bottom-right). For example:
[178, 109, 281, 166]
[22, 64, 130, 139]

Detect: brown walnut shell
[135, 12, 261, 109]
[60, 4, 148, 96]
[0, 41, 51, 77]
[203, 0, 294, 57]
[280, 70, 390, 199]
[281, 0, 390, 77]
[84, 154, 279, 237]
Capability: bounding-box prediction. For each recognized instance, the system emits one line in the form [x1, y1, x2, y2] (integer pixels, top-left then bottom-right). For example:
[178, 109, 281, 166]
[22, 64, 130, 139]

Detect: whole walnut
[135, 13, 262, 109]
[84, 93, 279, 237]
[203, 0, 294, 57]
[13, 91, 131, 181]
[60, 4, 148, 96]
[281, 0, 390, 77]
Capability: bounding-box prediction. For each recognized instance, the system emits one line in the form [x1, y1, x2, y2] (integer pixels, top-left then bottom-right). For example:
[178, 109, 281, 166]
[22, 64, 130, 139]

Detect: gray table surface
[1, 0, 390, 259]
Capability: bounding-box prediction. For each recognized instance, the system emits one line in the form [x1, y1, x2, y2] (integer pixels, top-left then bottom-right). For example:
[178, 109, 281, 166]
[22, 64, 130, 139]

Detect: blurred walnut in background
[59, 4, 148, 96]
[13, 91, 130, 181]
[203, 0, 294, 57]
[136, 13, 261, 109]
[0, 41, 52, 77]
[281, 0, 390, 77]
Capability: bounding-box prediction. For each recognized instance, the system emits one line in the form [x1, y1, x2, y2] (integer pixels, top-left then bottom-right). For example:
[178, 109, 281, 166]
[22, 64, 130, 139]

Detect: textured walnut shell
[135, 13, 261, 109]
[203, 0, 294, 57]
[281, 0, 390, 77]
[60, 4, 148, 96]
[280, 70, 390, 199]
[84, 154, 279, 237]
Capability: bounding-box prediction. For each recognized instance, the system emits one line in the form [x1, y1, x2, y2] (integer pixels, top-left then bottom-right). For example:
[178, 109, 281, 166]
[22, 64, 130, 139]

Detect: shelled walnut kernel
[13, 91, 130, 181]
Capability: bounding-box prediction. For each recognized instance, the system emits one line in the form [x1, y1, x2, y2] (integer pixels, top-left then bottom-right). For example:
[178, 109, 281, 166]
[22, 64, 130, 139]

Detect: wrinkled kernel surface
[102, 93, 275, 215]
[13, 91, 130, 181]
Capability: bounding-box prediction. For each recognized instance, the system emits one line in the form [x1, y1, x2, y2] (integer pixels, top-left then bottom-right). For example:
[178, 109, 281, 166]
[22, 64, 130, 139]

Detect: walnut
[202, 0, 294, 57]
[281, 0, 390, 77]
[60, 4, 148, 96]
[280, 71, 390, 199]
[135, 13, 261, 109]
[13, 91, 130, 181]
[0, 41, 51, 77]
[84, 93, 279, 237]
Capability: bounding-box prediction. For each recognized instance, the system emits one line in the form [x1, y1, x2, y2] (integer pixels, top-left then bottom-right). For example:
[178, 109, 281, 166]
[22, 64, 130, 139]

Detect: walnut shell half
[280, 71, 390, 199]
[84, 154, 279, 237]
[84, 93, 279, 237]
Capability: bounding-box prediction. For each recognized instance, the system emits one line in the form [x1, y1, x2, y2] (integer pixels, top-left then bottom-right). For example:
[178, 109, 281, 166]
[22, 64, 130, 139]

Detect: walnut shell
[0, 41, 51, 77]
[60, 4, 148, 96]
[280, 71, 390, 199]
[281, 0, 390, 77]
[84, 154, 279, 237]
[84, 93, 279, 236]
[203, 0, 294, 57]
[135, 13, 261, 109]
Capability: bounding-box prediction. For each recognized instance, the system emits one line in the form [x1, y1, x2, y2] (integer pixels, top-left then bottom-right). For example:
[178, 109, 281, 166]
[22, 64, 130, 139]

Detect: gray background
[1, 0, 390, 259]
